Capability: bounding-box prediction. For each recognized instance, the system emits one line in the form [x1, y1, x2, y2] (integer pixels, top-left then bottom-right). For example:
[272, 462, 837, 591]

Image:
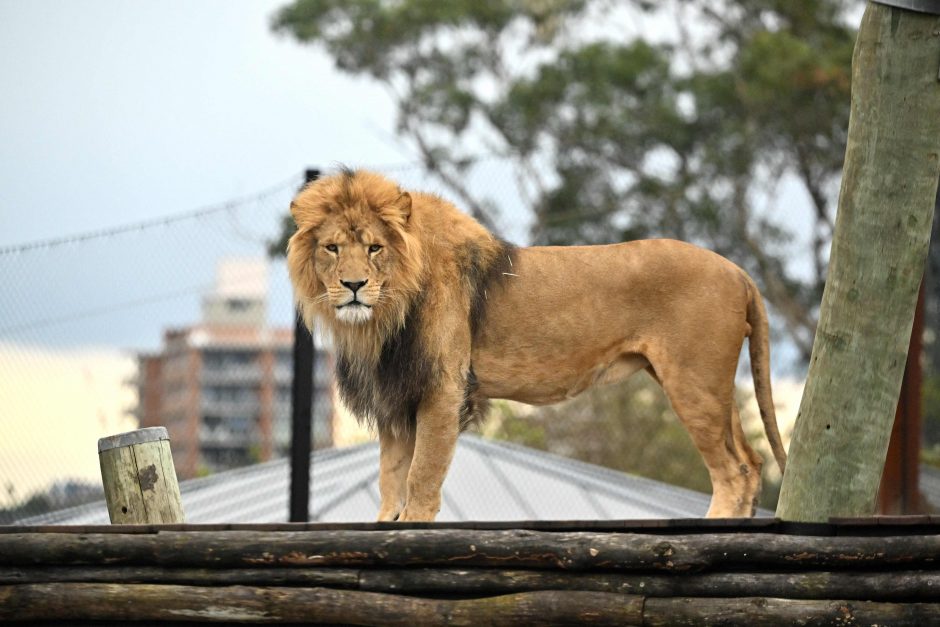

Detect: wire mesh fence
[0, 159, 534, 524]
[1, 169, 303, 521]
[3, 157, 937, 524]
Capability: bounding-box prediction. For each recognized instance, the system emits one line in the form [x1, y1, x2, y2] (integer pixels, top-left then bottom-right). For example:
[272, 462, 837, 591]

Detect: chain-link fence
[1, 169, 303, 521]
[0, 159, 537, 523]
[4, 158, 936, 524]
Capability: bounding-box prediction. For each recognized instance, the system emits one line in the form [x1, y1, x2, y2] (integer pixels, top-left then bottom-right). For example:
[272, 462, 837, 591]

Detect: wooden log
[1, 529, 938, 571]
[0, 584, 646, 625]
[2, 583, 939, 625]
[0, 517, 790, 534]
[643, 596, 940, 627]
[0, 566, 359, 588]
[98, 427, 184, 524]
[357, 568, 940, 602]
[3, 566, 939, 602]
[1, 517, 933, 535]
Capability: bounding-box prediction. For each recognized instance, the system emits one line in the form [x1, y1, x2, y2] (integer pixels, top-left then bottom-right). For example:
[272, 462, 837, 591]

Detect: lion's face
[287, 170, 422, 333]
[311, 213, 394, 324]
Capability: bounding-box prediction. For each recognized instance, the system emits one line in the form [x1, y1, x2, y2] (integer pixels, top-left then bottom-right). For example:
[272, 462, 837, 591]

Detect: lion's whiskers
[299, 293, 331, 305]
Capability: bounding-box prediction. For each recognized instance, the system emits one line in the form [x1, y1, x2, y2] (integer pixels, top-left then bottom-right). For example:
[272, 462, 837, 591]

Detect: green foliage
[0, 481, 104, 524]
[483, 375, 710, 493]
[272, 0, 859, 360]
[268, 214, 295, 259]
[922, 373, 940, 467]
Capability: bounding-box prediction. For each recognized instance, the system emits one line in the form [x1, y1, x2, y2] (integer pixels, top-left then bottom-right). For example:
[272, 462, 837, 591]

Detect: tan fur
[288, 170, 788, 521]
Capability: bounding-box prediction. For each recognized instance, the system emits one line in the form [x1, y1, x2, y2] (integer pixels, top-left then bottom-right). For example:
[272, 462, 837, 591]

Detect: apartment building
[132, 260, 334, 479]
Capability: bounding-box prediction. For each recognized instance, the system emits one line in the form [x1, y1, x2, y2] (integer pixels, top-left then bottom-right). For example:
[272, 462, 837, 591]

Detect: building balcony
[273, 363, 334, 386]
[201, 366, 263, 385]
[200, 398, 261, 416]
[198, 427, 256, 447]
[272, 365, 292, 382]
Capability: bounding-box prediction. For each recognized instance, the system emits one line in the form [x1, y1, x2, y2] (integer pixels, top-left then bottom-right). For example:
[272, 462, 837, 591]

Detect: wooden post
[776, 3, 940, 522]
[98, 427, 184, 524]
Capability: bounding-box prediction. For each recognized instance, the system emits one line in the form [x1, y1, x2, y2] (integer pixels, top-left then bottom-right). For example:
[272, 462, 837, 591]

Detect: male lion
[287, 169, 787, 521]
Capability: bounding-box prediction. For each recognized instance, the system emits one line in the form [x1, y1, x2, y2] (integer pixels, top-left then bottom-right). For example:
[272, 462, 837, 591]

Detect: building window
[227, 299, 253, 312]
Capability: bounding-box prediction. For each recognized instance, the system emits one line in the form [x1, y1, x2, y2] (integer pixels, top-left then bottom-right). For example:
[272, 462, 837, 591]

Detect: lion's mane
[287, 169, 514, 436]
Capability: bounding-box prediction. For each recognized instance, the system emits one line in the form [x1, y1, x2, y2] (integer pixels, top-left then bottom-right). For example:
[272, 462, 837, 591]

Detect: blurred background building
[132, 259, 335, 479]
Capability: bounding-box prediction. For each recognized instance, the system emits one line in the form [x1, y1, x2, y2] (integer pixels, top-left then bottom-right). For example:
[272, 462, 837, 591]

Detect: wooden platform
[2, 518, 939, 625]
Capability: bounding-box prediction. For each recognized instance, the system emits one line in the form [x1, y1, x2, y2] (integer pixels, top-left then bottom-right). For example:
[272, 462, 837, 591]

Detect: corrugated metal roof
[15, 435, 714, 525]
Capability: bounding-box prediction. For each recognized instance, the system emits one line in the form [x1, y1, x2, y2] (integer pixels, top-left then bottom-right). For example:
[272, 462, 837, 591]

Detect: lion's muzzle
[336, 279, 374, 324]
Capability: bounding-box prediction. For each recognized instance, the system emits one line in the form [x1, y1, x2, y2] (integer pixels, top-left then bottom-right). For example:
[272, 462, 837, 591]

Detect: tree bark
[98, 428, 184, 524]
[6, 566, 939, 601]
[777, 3, 940, 522]
[2, 583, 938, 625]
[642, 596, 940, 627]
[1, 530, 937, 572]
[356, 569, 940, 602]
[0, 584, 645, 625]
[0, 566, 359, 587]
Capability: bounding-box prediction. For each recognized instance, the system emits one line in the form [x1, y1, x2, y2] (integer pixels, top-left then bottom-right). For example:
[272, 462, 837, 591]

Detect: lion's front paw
[397, 506, 437, 522]
[377, 506, 401, 522]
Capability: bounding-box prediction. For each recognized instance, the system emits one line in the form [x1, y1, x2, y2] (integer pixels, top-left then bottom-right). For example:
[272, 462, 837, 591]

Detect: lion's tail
[745, 274, 788, 474]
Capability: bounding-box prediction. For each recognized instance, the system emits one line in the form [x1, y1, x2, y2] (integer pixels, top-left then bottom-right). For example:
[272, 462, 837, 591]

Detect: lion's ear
[291, 196, 329, 230]
[393, 192, 411, 222]
[377, 191, 412, 230]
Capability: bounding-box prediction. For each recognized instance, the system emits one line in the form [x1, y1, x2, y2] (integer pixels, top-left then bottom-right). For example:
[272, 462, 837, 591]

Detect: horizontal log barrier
[1, 529, 938, 571]
[640, 596, 939, 627]
[0, 584, 645, 625]
[2, 566, 939, 602]
[0, 566, 357, 588]
[8, 517, 939, 535]
[1, 583, 938, 626]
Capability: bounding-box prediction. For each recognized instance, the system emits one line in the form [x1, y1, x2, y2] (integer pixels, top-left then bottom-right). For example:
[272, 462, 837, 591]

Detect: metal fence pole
[289, 168, 320, 523]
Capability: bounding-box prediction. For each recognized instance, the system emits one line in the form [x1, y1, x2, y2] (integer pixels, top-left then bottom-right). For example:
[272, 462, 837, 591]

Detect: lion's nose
[341, 279, 368, 294]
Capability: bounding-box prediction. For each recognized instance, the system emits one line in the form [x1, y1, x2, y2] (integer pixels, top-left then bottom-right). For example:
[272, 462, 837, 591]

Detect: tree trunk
[776, 2, 940, 522]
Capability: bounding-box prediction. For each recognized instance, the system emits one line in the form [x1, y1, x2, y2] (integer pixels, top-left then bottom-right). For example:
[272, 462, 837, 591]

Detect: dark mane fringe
[335, 296, 438, 437]
[459, 238, 516, 429]
[336, 238, 516, 436]
[459, 367, 488, 431]
[462, 238, 517, 339]
[338, 165, 356, 206]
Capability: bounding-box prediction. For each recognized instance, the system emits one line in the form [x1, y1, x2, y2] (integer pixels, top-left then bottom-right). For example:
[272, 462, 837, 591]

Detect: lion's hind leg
[730, 402, 764, 513]
[653, 363, 763, 518]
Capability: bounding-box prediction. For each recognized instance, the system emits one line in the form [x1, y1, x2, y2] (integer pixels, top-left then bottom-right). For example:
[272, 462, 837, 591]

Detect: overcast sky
[0, 0, 437, 353]
[0, 0, 422, 504]
[0, 0, 411, 246]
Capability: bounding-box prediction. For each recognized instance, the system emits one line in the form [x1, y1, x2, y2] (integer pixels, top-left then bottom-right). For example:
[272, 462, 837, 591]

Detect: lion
[287, 168, 788, 522]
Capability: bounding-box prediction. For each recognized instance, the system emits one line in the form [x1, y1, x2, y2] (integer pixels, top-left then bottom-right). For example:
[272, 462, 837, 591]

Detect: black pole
[289, 168, 320, 523]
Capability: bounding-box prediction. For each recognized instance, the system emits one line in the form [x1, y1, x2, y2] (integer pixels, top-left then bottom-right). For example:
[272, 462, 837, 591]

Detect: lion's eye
[325, 244, 338, 253]
[368, 244, 383, 254]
